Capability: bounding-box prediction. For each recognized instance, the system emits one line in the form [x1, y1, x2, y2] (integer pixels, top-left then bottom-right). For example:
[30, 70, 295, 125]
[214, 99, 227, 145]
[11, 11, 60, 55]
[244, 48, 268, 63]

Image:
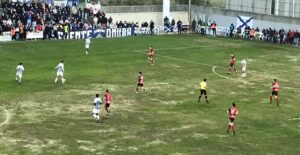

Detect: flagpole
[188, 0, 191, 25]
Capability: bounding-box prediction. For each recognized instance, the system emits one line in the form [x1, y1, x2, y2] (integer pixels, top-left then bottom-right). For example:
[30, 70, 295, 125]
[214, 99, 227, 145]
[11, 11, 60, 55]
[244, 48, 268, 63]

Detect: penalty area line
[0, 106, 10, 127]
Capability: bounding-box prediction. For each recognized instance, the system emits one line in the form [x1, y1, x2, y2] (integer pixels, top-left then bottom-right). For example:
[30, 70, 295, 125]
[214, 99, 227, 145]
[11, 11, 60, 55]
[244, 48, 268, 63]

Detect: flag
[236, 16, 254, 30]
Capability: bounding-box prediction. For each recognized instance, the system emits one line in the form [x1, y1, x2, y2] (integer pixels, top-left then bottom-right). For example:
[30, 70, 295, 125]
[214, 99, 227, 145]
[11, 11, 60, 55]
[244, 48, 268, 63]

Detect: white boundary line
[212, 66, 232, 80]
[0, 106, 9, 127]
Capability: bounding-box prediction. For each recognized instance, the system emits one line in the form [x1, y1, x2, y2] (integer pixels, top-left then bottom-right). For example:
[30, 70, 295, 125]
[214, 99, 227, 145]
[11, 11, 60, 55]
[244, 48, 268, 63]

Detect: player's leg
[204, 91, 209, 103]
[232, 122, 236, 135]
[275, 94, 279, 107]
[86, 47, 89, 55]
[95, 113, 100, 123]
[18, 74, 22, 84]
[150, 57, 153, 65]
[55, 72, 59, 83]
[105, 104, 110, 117]
[228, 65, 232, 74]
[16, 74, 18, 82]
[150, 56, 154, 65]
[197, 90, 202, 103]
[270, 93, 273, 104]
[61, 75, 66, 84]
[142, 86, 147, 93]
[242, 69, 246, 78]
[227, 121, 232, 133]
[233, 66, 237, 73]
[227, 118, 234, 134]
[136, 84, 139, 93]
[59, 72, 65, 84]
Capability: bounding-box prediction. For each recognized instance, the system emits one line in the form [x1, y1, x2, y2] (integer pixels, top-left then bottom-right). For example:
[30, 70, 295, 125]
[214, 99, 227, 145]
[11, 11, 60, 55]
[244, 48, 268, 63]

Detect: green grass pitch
[0, 35, 300, 155]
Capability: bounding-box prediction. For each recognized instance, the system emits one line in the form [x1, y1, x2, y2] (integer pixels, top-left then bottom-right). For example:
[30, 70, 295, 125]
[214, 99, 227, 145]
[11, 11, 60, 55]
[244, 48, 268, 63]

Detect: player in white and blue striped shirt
[16, 63, 24, 85]
[93, 94, 102, 123]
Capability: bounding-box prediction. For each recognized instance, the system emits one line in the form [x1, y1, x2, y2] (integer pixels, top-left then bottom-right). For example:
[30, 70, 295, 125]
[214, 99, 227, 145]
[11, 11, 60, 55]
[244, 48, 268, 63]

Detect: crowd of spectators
[0, 1, 110, 39]
[197, 20, 300, 46]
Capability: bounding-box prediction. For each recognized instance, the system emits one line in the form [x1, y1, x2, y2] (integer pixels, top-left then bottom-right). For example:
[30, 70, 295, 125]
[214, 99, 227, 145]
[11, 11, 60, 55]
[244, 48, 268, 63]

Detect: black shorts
[137, 83, 144, 87]
[230, 63, 235, 67]
[271, 91, 278, 96]
[200, 89, 207, 95]
[105, 104, 110, 108]
[229, 117, 235, 123]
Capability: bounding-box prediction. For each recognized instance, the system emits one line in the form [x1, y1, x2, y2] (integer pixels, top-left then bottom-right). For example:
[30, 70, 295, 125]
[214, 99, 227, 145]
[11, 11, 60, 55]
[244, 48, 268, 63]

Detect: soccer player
[198, 78, 209, 103]
[54, 60, 66, 84]
[228, 54, 237, 74]
[104, 89, 112, 117]
[16, 63, 24, 85]
[93, 94, 102, 123]
[227, 102, 238, 135]
[136, 72, 146, 93]
[270, 79, 279, 107]
[148, 46, 155, 65]
[240, 59, 247, 78]
[85, 37, 91, 55]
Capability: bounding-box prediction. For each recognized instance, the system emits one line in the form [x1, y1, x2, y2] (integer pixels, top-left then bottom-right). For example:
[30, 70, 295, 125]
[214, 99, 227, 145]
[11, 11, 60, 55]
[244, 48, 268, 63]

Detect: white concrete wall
[226, 0, 300, 17]
[200, 14, 300, 30]
[106, 12, 189, 26]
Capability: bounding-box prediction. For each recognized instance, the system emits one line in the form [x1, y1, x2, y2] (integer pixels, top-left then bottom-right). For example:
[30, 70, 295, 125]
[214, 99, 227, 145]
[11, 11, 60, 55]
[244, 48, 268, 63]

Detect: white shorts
[93, 109, 100, 114]
[242, 68, 246, 73]
[57, 72, 64, 77]
[16, 73, 22, 78]
[85, 45, 90, 49]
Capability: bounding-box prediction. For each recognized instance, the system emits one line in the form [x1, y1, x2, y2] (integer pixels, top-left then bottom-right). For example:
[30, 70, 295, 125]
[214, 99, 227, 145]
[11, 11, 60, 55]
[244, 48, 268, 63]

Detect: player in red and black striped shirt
[136, 72, 146, 93]
[270, 79, 279, 107]
[228, 54, 237, 74]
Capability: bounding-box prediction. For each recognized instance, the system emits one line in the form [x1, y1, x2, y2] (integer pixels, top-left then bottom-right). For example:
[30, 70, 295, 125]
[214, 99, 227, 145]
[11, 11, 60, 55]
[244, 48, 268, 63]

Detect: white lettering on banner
[135, 26, 161, 35]
[3, 32, 11, 36]
[122, 28, 126, 37]
[87, 31, 92, 38]
[127, 28, 132, 36]
[112, 29, 117, 38]
[75, 31, 80, 39]
[26, 31, 43, 39]
[56, 28, 133, 40]
[69, 32, 75, 39]
[0, 35, 12, 42]
[106, 29, 111, 38]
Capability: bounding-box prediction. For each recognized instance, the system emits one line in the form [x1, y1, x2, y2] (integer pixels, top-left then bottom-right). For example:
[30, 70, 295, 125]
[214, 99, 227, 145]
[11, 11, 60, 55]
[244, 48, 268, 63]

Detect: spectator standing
[229, 23, 234, 37]
[177, 20, 182, 34]
[294, 30, 299, 46]
[108, 16, 112, 26]
[171, 18, 175, 32]
[150, 20, 154, 35]
[290, 30, 295, 45]
[211, 21, 217, 37]
[192, 19, 196, 32]
[279, 29, 284, 44]
[244, 26, 250, 40]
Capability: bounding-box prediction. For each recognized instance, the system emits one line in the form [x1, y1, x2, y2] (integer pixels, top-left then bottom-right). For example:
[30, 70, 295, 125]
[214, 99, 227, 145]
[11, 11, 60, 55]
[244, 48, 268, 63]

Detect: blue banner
[57, 28, 135, 40]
